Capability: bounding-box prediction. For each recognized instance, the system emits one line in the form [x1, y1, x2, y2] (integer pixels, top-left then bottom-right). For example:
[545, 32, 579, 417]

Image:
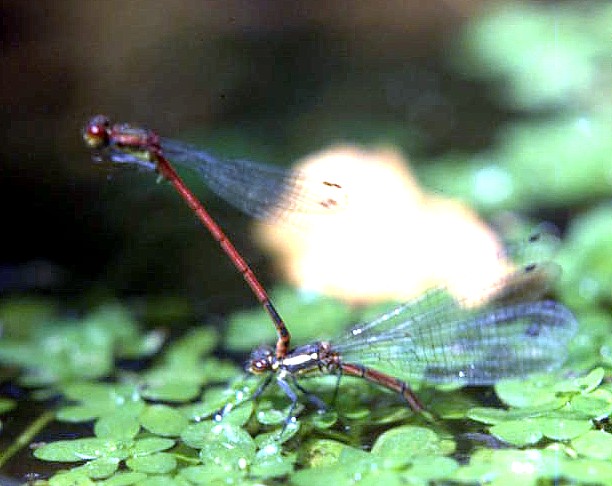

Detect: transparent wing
[162, 138, 347, 222]
[333, 263, 577, 385]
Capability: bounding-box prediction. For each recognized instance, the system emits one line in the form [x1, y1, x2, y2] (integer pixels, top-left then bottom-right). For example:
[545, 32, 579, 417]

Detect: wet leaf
[130, 437, 175, 456]
[140, 404, 189, 437]
[125, 452, 177, 474]
[571, 430, 612, 460]
[94, 411, 141, 440]
[489, 419, 544, 447]
[33, 438, 133, 462]
[372, 425, 455, 459]
[98, 471, 148, 485]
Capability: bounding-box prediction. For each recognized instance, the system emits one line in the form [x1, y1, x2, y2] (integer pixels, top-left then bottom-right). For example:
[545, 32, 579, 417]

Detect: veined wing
[333, 263, 576, 385]
[162, 138, 347, 223]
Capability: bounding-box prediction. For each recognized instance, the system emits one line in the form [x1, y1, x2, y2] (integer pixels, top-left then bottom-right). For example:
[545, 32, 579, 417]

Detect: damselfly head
[83, 115, 111, 150]
[246, 345, 275, 374]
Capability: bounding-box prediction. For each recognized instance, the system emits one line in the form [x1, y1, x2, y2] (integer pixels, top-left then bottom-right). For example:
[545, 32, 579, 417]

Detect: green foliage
[2, 3, 612, 484]
[418, 2, 612, 212]
[0, 275, 610, 485]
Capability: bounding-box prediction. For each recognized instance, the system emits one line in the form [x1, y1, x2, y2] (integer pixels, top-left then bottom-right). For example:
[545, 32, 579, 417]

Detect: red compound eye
[83, 115, 111, 149]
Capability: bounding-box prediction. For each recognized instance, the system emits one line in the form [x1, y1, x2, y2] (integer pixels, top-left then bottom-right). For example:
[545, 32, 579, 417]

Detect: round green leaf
[218, 401, 253, 426]
[561, 458, 612, 484]
[495, 376, 559, 408]
[181, 421, 216, 449]
[94, 471, 147, 485]
[310, 410, 338, 429]
[572, 430, 612, 460]
[489, 419, 543, 447]
[404, 455, 458, 481]
[255, 405, 288, 425]
[254, 421, 300, 448]
[48, 471, 95, 486]
[126, 452, 177, 474]
[467, 400, 565, 425]
[141, 381, 201, 402]
[454, 448, 562, 484]
[140, 404, 189, 437]
[299, 439, 346, 468]
[95, 412, 141, 440]
[537, 417, 592, 441]
[571, 389, 612, 418]
[197, 423, 256, 469]
[250, 450, 296, 479]
[56, 405, 101, 423]
[71, 457, 120, 479]
[33, 438, 133, 462]
[179, 465, 245, 484]
[130, 437, 175, 456]
[164, 327, 218, 364]
[372, 425, 455, 459]
[554, 367, 604, 394]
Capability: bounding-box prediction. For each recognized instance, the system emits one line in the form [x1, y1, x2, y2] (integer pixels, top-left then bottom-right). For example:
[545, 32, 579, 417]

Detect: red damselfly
[83, 115, 343, 358]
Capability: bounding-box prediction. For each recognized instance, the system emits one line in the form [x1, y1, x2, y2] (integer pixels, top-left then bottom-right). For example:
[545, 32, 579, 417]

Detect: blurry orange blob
[254, 146, 510, 305]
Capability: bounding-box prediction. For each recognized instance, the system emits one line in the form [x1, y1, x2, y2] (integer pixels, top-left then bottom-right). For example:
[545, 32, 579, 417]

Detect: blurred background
[1, 0, 611, 319]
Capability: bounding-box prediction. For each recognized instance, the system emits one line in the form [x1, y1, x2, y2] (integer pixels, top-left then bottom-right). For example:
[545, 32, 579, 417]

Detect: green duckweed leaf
[94, 411, 141, 440]
[299, 439, 346, 468]
[48, 471, 95, 486]
[371, 425, 455, 459]
[33, 438, 133, 462]
[250, 447, 296, 479]
[292, 446, 408, 486]
[402, 455, 459, 482]
[57, 382, 145, 423]
[495, 374, 562, 408]
[197, 422, 256, 469]
[454, 448, 564, 484]
[140, 378, 201, 402]
[163, 328, 218, 365]
[125, 452, 177, 474]
[179, 465, 245, 484]
[537, 416, 592, 440]
[553, 367, 604, 394]
[570, 388, 612, 418]
[561, 457, 612, 483]
[217, 401, 254, 426]
[571, 430, 612, 460]
[181, 420, 256, 470]
[309, 410, 338, 429]
[489, 419, 544, 446]
[98, 471, 148, 485]
[140, 404, 189, 437]
[130, 437, 175, 456]
[254, 421, 300, 448]
[468, 400, 566, 424]
[70, 457, 121, 479]
[255, 406, 287, 426]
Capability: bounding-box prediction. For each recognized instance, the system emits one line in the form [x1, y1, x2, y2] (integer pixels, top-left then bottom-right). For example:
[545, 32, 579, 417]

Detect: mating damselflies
[247, 265, 577, 414]
[82, 116, 577, 416]
[83, 115, 344, 359]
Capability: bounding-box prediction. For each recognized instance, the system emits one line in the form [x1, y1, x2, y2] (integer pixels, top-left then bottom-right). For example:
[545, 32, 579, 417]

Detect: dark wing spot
[320, 198, 338, 208]
[323, 181, 342, 189]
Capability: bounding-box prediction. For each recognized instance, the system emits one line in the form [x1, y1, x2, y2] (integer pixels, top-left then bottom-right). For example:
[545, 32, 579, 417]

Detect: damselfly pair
[83, 116, 577, 416]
